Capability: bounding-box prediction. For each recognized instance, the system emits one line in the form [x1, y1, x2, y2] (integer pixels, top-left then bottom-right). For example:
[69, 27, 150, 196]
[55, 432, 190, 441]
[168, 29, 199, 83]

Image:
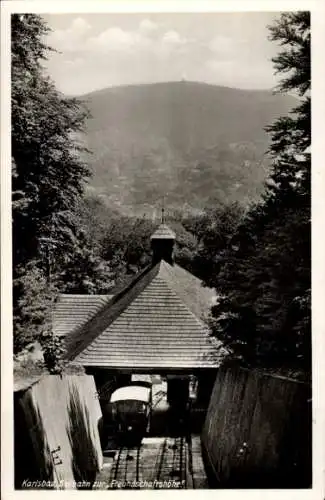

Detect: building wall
[201, 366, 312, 488]
[14, 374, 103, 490]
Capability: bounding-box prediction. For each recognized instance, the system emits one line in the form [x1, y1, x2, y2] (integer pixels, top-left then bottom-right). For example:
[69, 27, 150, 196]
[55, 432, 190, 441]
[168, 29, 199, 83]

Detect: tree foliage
[13, 260, 55, 353]
[12, 15, 112, 364]
[12, 13, 310, 380]
[12, 15, 90, 268]
[209, 12, 311, 378]
[77, 194, 244, 291]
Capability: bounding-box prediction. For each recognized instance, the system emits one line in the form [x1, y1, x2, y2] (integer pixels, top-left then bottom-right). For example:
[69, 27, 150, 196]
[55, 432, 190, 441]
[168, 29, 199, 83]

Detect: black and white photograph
[1, 1, 324, 497]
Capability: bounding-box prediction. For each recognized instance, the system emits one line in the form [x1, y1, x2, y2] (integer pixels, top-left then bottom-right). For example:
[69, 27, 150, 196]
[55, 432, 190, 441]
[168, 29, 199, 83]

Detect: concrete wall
[14, 374, 103, 490]
[201, 366, 312, 488]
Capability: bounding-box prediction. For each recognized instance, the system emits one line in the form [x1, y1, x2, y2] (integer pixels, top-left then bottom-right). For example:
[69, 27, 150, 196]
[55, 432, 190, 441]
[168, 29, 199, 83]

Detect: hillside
[81, 81, 297, 214]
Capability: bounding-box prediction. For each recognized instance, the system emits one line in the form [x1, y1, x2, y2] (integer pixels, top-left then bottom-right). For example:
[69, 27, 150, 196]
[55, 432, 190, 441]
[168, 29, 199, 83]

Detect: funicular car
[110, 383, 152, 444]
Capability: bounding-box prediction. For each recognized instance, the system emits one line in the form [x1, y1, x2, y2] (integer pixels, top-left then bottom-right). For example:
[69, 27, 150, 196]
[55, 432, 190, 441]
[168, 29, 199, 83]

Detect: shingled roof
[150, 223, 176, 240]
[63, 260, 224, 370]
[53, 294, 113, 338]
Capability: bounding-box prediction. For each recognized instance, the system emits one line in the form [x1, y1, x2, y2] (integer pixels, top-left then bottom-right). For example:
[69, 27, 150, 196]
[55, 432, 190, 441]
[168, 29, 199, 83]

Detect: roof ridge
[155, 264, 212, 335]
[172, 262, 204, 282]
[65, 263, 161, 361]
[158, 260, 214, 321]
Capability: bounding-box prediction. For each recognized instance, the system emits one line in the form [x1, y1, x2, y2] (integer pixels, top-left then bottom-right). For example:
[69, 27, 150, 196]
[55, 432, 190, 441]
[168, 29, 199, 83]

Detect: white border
[0, 0, 321, 13]
[1, 1, 324, 499]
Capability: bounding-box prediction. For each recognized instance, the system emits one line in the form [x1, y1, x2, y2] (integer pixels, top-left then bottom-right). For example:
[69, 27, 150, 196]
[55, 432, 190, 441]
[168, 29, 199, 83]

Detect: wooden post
[167, 376, 190, 406]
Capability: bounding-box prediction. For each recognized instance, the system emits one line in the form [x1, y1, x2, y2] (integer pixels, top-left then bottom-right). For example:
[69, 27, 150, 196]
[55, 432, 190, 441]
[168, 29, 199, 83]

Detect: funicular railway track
[107, 435, 189, 489]
[154, 435, 188, 488]
[109, 443, 142, 487]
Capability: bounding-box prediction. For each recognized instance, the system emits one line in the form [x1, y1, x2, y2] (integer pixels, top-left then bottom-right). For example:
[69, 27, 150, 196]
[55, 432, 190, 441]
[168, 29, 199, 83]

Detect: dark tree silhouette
[208, 12, 311, 379]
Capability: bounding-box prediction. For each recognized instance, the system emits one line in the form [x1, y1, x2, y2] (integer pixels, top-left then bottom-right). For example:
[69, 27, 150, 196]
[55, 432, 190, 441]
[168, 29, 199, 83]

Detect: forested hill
[81, 81, 297, 214]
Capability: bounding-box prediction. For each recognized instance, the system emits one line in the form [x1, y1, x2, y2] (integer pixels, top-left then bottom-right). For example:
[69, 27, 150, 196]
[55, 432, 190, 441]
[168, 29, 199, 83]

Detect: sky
[43, 12, 283, 95]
